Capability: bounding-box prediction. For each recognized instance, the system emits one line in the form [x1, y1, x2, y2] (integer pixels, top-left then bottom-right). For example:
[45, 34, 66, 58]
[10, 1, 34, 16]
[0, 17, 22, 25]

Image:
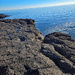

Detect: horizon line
[0, 2, 75, 10]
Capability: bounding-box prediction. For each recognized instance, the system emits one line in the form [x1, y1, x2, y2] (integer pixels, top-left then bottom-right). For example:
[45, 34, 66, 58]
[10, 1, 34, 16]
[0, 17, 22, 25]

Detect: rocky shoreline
[0, 14, 9, 19]
[0, 14, 75, 75]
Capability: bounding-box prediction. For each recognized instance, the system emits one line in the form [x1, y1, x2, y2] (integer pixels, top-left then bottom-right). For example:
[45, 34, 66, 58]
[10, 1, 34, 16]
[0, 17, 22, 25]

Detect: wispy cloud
[0, 2, 75, 10]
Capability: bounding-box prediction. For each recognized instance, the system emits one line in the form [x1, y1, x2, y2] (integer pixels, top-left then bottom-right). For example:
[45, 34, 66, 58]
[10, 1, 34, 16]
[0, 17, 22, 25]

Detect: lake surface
[0, 4, 75, 38]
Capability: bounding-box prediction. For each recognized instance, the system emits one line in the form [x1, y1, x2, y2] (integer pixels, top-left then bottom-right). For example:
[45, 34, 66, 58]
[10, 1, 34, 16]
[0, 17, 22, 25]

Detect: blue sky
[0, 0, 75, 10]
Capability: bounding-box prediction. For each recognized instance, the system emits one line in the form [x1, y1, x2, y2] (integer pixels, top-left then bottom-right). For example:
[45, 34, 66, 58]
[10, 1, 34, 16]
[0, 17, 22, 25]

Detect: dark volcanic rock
[44, 32, 75, 44]
[44, 32, 75, 63]
[0, 14, 9, 18]
[0, 19, 75, 75]
[41, 44, 75, 74]
[42, 32, 75, 74]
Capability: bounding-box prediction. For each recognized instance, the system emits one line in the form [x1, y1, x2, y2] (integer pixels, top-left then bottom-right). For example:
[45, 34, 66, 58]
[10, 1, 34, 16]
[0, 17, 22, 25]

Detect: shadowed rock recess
[0, 14, 9, 19]
[0, 18, 75, 75]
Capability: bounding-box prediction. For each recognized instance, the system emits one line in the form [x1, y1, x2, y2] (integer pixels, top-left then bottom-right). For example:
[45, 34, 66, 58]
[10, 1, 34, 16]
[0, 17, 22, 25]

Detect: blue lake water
[0, 4, 75, 39]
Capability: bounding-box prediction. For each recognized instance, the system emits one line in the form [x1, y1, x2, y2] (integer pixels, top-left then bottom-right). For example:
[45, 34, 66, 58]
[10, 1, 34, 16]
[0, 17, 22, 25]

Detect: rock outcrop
[43, 32, 75, 74]
[44, 32, 75, 63]
[0, 19, 75, 75]
[0, 14, 9, 19]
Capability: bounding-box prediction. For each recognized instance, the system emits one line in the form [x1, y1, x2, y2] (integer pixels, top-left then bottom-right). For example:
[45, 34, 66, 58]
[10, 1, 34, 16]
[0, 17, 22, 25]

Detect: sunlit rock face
[0, 18, 75, 75]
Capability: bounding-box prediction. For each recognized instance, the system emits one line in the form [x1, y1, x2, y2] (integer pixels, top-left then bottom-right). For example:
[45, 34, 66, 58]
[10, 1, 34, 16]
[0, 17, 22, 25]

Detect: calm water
[0, 4, 75, 38]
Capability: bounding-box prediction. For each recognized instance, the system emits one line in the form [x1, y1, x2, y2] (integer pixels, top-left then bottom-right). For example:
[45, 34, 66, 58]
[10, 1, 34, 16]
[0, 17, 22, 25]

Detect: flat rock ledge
[0, 19, 75, 75]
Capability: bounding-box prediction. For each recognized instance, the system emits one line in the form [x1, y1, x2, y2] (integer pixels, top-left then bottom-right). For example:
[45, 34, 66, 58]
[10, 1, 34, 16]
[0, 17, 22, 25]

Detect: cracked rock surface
[0, 18, 75, 75]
